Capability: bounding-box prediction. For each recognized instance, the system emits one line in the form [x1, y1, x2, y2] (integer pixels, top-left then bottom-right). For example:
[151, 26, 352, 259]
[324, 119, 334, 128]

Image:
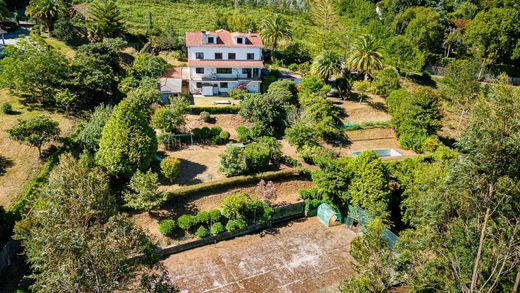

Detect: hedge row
[188, 105, 240, 114]
[342, 120, 391, 131]
[165, 168, 311, 201]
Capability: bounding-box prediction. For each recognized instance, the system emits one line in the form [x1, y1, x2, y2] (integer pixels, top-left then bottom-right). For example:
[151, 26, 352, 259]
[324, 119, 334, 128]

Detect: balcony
[191, 74, 261, 81]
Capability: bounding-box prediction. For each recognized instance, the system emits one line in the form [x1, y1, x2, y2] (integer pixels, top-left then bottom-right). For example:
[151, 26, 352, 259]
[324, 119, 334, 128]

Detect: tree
[219, 146, 248, 177]
[73, 104, 113, 152]
[266, 80, 298, 105]
[464, 8, 520, 76]
[96, 99, 157, 177]
[0, 39, 68, 104]
[441, 59, 481, 129]
[260, 14, 292, 59]
[347, 151, 391, 217]
[309, 0, 341, 49]
[160, 157, 181, 183]
[151, 98, 189, 133]
[13, 154, 171, 291]
[129, 53, 168, 81]
[221, 193, 249, 220]
[346, 34, 384, 80]
[392, 7, 444, 53]
[335, 76, 352, 100]
[26, 0, 64, 33]
[124, 169, 165, 211]
[312, 157, 352, 212]
[371, 67, 401, 96]
[0, 0, 9, 19]
[397, 80, 520, 291]
[8, 115, 60, 158]
[311, 50, 341, 81]
[54, 88, 77, 115]
[384, 35, 424, 74]
[87, 0, 125, 41]
[239, 92, 291, 134]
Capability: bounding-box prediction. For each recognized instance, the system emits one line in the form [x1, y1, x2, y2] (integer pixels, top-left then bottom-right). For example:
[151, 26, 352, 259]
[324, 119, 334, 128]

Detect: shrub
[208, 209, 222, 223]
[158, 219, 176, 236]
[421, 135, 443, 153]
[353, 80, 372, 93]
[195, 211, 210, 225]
[228, 88, 249, 100]
[160, 157, 181, 183]
[222, 193, 249, 220]
[1, 103, 12, 114]
[244, 143, 271, 173]
[298, 145, 325, 165]
[210, 222, 225, 235]
[285, 121, 319, 149]
[177, 214, 197, 231]
[372, 67, 401, 96]
[219, 130, 230, 143]
[235, 125, 251, 143]
[219, 146, 248, 176]
[123, 170, 164, 211]
[195, 226, 209, 238]
[189, 105, 240, 114]
[298, 188, 319, 200]
[257, 137, 282, 165]
[199, 111, 211, 122]
[281, 155, 301, 167]
[225, 218, 248, 232]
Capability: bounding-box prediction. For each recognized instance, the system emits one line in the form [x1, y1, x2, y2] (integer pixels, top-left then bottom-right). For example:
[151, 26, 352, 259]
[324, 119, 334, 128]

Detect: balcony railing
[192, 74, 261, 81]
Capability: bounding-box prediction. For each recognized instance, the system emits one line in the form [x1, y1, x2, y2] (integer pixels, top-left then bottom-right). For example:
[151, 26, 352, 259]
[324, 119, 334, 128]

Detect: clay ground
[332, 93, 391, 124]
[133, 179, 313, 246]
[0, 91, 76, 207]
[163, 217, 356, 293]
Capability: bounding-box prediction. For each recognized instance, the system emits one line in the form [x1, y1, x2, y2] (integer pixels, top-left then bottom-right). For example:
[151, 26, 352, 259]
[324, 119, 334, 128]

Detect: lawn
[0, 91, 76, 207]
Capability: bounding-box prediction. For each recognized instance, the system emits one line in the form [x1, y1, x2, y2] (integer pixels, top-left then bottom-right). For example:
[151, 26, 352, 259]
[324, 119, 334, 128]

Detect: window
[247, 53, 255, 60]
[207, 36, 215, 44]
[215, 53, 223, 60]
[228, 53, 236, 60]
[196, 82, 202, 88]
[195, 68, 204, 74]
[237, 37, 243, 44]
[220, 82, 228, 88]
[195, 52, 204, 59]
[217, 68, 232, 74]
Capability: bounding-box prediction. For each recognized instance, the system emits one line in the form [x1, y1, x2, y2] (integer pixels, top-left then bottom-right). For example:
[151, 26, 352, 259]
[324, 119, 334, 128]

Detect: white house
[185, 29, 264, 96]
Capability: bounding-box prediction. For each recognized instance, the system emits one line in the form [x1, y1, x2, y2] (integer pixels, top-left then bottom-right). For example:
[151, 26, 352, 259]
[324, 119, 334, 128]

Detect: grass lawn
[0, 90, 76, 207]
[41, 34, 76, 59]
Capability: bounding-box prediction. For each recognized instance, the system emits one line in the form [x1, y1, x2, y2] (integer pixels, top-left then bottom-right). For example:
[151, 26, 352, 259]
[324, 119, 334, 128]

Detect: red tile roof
[185, 29, 263, 48]
[188, 60, 264, 68]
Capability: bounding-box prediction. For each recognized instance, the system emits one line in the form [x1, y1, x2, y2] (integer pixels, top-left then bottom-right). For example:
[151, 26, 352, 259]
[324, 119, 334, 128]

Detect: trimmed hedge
[165, 168, 311, 201]
[189, 105, 240, 114]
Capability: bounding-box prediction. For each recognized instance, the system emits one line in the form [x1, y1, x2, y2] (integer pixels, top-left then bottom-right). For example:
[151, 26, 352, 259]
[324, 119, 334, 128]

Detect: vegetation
[123, 169, 164, 211]
[160, 157, 181, 183]
[158, 219, 176, 236]
[8, 115, 60, 158]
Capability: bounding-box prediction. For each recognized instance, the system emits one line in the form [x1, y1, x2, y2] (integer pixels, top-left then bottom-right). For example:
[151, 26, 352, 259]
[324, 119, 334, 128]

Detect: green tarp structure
[345, 205, 399, 248]
[317, 203, 342, 227]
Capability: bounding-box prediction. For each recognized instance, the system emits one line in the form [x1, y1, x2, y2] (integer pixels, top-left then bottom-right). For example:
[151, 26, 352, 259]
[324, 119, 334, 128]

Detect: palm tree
[311, 50, 341, 81]
[347, 34, 384, 80]
[26, 0, 64, 33]
[260, 14, 292, 60]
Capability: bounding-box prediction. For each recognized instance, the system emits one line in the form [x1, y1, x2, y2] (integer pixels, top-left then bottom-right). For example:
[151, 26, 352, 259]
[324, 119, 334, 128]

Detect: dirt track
[163, 218, 356, 293]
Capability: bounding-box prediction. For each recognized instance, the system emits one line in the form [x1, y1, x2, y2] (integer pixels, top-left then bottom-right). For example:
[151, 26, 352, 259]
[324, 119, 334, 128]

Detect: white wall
[188, 46, 262, 61]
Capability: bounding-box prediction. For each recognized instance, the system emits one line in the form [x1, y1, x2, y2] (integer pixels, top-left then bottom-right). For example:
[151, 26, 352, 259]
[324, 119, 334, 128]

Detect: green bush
[195, 225, 209, 238]
[219, 146, 248, 176]
[244, 142, 271, 172]
[208, 209, 222, 222]
[158, 219, 176, 236]
[219, 130, 230, 142]
[210, 222, 225, 235]
[225, 218, 248, 232]
[285, 121, 319, 149]
[199, 111, 211, 122]
[1, 103, 12, 114]
[189, 105, 240, 114]
[177, 214, 197, 231]
[298, 188, 319, 200]
[372, 67, 401, 96]
[353, 80, 372, 93]
[195, 211, 210, 224]
[235, 125, 251, 143]
[281, 155, 301, 167]
[298, 145, 324, 165]
[221, 193, 249, 219]
[160, 157, 181, 183]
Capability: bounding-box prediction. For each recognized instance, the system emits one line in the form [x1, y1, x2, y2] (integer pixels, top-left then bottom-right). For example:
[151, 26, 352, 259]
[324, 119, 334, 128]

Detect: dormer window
[236, 37, 243, 44]
[207, 36, 215, 44]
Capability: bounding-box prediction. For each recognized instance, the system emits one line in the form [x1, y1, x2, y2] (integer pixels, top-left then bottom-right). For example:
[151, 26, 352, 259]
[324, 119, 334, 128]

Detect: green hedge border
[165, 167, 311, 201]
[189, 105, 240, 115]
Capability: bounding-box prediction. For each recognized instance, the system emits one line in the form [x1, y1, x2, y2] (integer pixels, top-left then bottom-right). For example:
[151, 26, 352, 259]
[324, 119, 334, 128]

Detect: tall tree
[96, 99, 157, 177]
[8, 115, 60, 158]
[346, 34, 384, 80]
[384, 35, 425, 75]
[87, 0, 125, 41]
[260, 14, 292, 60]
[309, 0, 341, 49]
[26, 0, 64, 33]
[14, 154, 174, 292]
[311, 50, 342, 81]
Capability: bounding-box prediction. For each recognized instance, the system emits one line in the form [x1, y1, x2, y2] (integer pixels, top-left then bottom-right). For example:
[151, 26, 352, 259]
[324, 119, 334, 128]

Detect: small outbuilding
[317, 203, 342, 227]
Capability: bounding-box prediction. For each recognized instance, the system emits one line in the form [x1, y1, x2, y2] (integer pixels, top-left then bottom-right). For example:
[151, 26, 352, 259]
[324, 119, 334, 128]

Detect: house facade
[185, 29, 264, 96]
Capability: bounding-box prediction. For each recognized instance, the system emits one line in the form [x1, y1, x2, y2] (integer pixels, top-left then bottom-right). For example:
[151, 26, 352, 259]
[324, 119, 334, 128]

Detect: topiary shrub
[208, 209, 222, 223]
[199, 111, 211, 122]
[195, 226, 209, 238]
[210, 222, 225, 235]
[195, 211, 210, 225]
[1, 103, 13, 114]
[235, 125, 251, 143]
[177, 214, 197, 231]
[219, 130, 230, 143]
[244, 142, 271, 173]
[160, 157, 181, 183]
[225, 218, 247, 232]
[158, 219, 176, 236]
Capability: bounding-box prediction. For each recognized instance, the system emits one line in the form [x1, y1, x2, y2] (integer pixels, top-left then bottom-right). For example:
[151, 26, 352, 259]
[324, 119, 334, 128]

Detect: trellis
[163, 133, 194, 150]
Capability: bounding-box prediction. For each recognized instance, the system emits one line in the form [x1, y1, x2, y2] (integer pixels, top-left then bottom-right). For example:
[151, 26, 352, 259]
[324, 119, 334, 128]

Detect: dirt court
[163, 217, 356, 293]
[332, 94, 391, 124]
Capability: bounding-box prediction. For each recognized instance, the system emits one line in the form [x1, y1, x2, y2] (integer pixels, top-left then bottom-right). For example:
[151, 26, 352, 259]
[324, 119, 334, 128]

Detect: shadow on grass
[0, 155, 14, 176]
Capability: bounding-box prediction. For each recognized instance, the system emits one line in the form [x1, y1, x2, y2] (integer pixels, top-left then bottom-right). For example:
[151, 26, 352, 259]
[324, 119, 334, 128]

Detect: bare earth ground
[163, 217, 356, 293]
[0, 91, 75, 207]
[342, 128, 416, 158]
[184, 114, 251, 141]
[133, 179, 313, 246]
[332, 94, 391, 124]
